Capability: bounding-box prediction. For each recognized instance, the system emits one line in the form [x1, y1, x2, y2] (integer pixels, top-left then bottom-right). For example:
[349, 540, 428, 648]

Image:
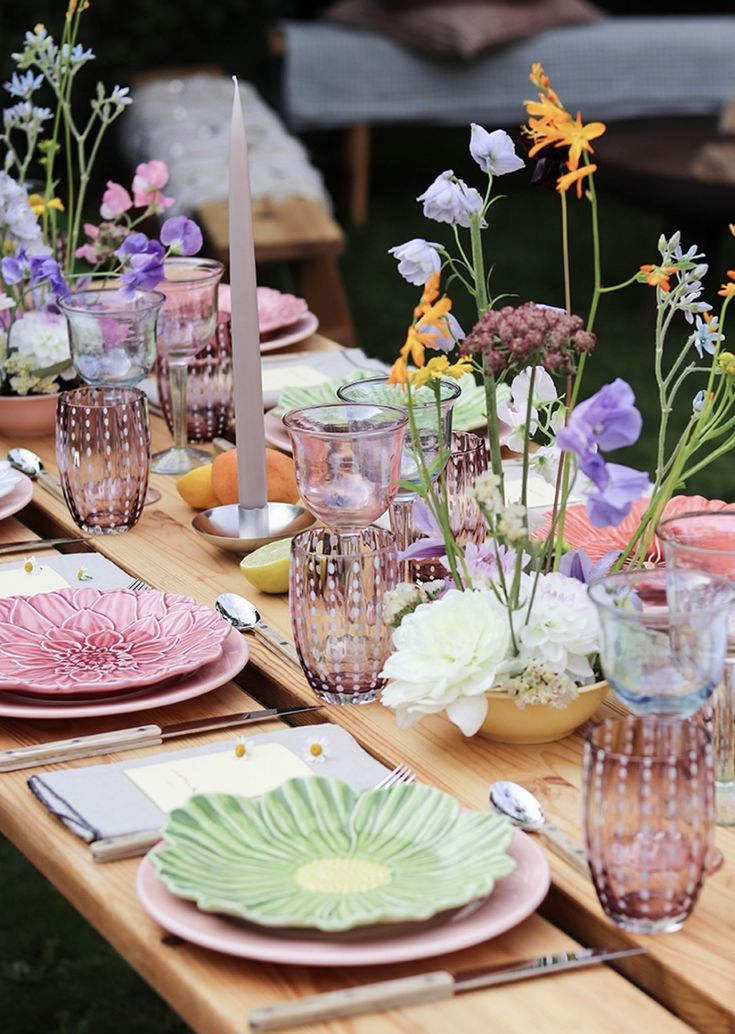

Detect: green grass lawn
[2, 123, 733, 1034]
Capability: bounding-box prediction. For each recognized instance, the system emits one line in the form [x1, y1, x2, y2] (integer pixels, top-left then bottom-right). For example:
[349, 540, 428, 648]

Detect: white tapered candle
[228, 76, 267, 508]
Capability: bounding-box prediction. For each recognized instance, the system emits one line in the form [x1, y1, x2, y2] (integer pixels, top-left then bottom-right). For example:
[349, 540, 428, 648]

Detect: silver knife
[0, 536, 90, 555]
[0, 704, 320, 772]
[249, 947, 648, 1031]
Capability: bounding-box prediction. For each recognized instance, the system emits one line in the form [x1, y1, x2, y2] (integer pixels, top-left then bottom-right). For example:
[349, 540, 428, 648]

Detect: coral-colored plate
[0, 625, 248, 719]
[0, 588, 231, 696]
[0, 472, 33, 520]
[136, 828, 549, 966]
[536, 495, 734, 564]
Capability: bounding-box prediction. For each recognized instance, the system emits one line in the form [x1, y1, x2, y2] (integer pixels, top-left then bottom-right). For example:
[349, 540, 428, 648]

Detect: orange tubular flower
[640, 264, 679, 292]
[718, 282, 735, 299]
[553, 113, 606, 171]
[387, 356, 409, 385]
[556, 163, 597, 198]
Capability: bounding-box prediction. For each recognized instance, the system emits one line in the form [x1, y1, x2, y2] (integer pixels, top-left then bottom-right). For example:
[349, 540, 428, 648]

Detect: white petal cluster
[381, 589, 511, 736]
[517, 572, 600, 680]
[9, 310, 70, 368]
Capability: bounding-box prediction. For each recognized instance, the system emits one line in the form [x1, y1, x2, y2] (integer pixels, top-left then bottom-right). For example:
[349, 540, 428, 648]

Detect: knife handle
[253, 621, 302, 672]
[92, 828, 162, 863]
[538, 822, 590, 877]
[0, 725, 163, 772]
[249, 972, 454, 1032]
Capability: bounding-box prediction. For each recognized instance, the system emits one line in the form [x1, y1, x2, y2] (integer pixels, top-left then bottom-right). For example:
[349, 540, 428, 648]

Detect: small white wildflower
[22, 555, 37, 574]
[303, 736, 330, 764]
[383, 582, 423, 627]
[234, 736, 256, 759]
[497, 503, 527, 544]
[472, 470, 503, 511]
[502, 664, 581, 709]
[75, 567, 92, 582]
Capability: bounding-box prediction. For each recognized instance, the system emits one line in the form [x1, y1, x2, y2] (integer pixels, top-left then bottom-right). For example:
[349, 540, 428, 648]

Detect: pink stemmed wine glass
[282, 403, 408, 534]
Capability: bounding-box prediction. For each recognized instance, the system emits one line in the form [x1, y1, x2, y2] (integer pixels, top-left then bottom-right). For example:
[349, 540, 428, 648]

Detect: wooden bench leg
[298, 256, 358, 348]
[343, 124, 371, 227]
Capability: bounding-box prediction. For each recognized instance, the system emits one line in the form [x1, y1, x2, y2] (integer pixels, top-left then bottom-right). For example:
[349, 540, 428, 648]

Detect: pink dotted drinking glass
[56, 386, 150, 535]
[583, 715, 715, 934]
[290, 526, 399, 704]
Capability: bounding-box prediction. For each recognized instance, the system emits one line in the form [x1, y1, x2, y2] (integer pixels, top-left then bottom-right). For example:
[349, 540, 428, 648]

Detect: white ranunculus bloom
[517, 572, 600, 681]
[9, 310, 71, 369]
[381, 589, 512, 736]
[388, 238, 443, 286]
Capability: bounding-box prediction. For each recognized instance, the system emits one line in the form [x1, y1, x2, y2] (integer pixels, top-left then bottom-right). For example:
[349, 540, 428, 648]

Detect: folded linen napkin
[0, 552, 135, 593]
[28, 723, 389, 843]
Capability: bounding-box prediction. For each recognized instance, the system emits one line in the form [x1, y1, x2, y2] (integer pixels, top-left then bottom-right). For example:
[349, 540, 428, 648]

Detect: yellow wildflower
[28, 194, 64, 216]
[719, 282, 735, 299]
[387, 356, 409, 385]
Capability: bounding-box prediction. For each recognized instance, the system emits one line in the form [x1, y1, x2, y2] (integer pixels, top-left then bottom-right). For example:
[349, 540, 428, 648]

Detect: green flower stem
[560, 189, 571, 314]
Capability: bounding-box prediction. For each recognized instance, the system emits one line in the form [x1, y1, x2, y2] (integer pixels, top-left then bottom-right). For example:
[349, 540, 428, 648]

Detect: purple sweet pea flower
[117, 232, 151, 257]
[559, 546, 621, 583]
[1, 251, 27, 285]
[558, 378, 642, 456]
[417, 171, 485, 229]
[117, 238, 165, 298]
[160, 215, 202, 257]
[584, 462, 649, 528]
[29, 255, 68, 297]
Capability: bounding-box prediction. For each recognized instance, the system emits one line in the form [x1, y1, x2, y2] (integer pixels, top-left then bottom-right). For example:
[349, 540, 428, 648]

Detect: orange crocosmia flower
[718, 282, 735, 299]
[727, 270, 735, 281]
[413, 272, 441, 318]
[640, 264, 678, 293]
[553, 113, 606, 171]
[416, 295, 452, 336]
[556, 163, 597, 198]
[529, 63, 550, 90]
[387, 356, 409, 385]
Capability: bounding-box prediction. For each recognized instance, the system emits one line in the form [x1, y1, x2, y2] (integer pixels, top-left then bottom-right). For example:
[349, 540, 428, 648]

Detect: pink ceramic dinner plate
[0, 587, 232, 697]
[536, 495, 734, 564]
[0, 473, 33, 521]
[264, 411, 293, 454]
[0, 624, 248, 719]
[257, 286, 309, 335]
[136, 829, 549, 967]
[260, 311, 319, 354]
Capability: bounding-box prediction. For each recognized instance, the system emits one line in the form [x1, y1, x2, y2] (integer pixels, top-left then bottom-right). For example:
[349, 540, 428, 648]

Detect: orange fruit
[211, 448, 299, 505]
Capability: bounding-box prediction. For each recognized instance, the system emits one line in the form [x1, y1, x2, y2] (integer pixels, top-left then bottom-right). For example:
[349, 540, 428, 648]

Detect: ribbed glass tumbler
[583, 715, 715, 934]
[290, 526, 399, 705]
[56, 386, 150, 535]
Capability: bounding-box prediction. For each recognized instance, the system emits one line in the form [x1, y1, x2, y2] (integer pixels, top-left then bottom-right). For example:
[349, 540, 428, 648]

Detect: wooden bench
[197, 195, 357, 347]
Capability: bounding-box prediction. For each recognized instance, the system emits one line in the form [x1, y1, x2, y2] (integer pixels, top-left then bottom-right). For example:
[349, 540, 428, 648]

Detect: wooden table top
[0, 383, 732, 1033]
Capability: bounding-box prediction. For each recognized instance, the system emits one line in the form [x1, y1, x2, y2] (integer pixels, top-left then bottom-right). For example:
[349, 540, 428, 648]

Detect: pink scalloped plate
[536, 495, 735, 564]
[256, 286, 309, 335]
[136, 827, 549, 967]
[0, 587, 232, 697]
[0, 473, 33, 521]
[0, 625, 248, 719]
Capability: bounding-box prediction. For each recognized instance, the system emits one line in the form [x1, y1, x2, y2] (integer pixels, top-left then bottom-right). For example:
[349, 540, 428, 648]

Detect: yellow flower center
[309, 742, 323, 757]
[234, 743, 246, 758]
[294, 857, 391, 894]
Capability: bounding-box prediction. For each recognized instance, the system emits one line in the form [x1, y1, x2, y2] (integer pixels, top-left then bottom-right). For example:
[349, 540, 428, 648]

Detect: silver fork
[126, 577, 151, 592]
[374, 763, 416, 789]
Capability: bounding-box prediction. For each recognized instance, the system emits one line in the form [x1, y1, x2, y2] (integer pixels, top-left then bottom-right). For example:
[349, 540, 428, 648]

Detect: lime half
[240, 538, 292, 594]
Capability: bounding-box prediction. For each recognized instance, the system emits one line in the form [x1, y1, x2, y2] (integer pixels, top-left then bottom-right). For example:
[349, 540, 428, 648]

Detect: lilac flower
[1, 251, 27, 285]
[417, 171, 484, 228]
[117, 232, 150, 258]
[693, 314, 722, 358]
[29, 255, 68, 297]
[469, 125, 525, 177]
[116, 237, 165, 298]
[160, 216, 202, 257]
[557, 378, 642, 457]
[584, 463, 649, 528]
[693, 389, 706, 413]
[388, 238, 443, 286]
[559, 547, 620, 583]
[4, 70, 43, 98]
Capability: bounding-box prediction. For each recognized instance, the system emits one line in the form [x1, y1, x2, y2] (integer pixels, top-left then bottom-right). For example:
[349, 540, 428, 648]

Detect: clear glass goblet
[58, 281, 164, 505]
[282, 403, 407, 535]
[588, 567, 734, 718]
[152, 257, 224, 475]
[657, 510, 735, 824]
[336, 376, 461, 555]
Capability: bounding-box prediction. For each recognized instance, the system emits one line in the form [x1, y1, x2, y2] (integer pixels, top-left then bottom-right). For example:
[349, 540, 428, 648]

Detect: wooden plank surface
[0, 411, 728, 1032]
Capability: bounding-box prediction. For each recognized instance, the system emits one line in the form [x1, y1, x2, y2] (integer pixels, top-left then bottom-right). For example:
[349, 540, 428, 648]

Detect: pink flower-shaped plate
[0, 588, 231, 697]
[218, 284, 308, 335]
[536, 495, 734, 564]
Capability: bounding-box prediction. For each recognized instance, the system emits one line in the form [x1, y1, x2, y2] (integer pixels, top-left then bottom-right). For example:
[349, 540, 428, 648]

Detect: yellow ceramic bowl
[479, 682, 608, 745]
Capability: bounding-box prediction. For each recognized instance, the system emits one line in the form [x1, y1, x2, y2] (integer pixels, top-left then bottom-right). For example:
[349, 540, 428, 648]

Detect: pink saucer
[136, 828, 549, 967]
[260, 311, 319, 354]
[256, 287, 309, 335]
[0, 473, 33, 521]
[0, 624, 248, 719]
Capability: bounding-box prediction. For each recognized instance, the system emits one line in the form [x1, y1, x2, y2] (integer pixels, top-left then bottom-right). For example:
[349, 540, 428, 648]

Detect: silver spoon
[489, 780, 589, 877]
[215, 592, 302, 672]
[8, 447, 65, 502]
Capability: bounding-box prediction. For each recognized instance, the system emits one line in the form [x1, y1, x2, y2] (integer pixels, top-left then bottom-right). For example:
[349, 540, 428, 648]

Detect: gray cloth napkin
[28, 723, 389, 842]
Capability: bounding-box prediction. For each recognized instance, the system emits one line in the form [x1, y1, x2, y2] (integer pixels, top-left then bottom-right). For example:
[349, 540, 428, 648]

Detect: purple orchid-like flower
[557, 378, 642, 456]
[160, 215, 202, 257]
[559, 546, 621, 583]
[584, 463, 650, 528]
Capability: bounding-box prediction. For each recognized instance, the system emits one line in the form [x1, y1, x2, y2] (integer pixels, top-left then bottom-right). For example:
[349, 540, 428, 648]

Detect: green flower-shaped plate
[152, 777, 516, 932]
[273, 373, 509, 434]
